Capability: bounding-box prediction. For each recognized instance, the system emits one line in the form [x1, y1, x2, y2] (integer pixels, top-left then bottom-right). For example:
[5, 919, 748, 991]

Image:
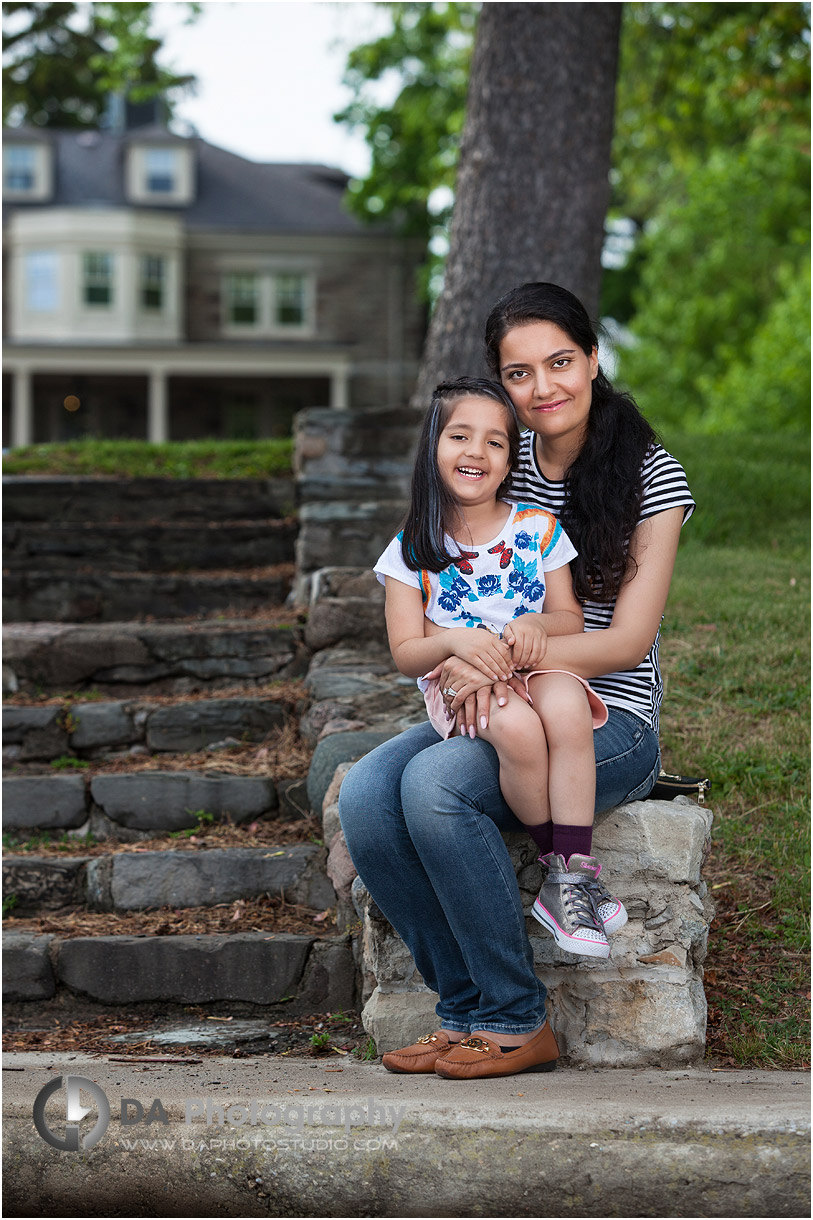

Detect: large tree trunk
[413, 2, 621, 406]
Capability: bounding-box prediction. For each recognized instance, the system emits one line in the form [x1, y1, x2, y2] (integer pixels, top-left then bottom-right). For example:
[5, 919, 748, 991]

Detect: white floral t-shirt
[374, 502, 577, 637]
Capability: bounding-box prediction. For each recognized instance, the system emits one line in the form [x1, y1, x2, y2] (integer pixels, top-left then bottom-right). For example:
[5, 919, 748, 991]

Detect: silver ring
[443, 686, 458, 698]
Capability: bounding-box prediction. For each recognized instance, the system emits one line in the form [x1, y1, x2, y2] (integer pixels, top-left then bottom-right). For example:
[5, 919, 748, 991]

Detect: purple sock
[552, 823, 593, 862]
[525, 821, 554, 856]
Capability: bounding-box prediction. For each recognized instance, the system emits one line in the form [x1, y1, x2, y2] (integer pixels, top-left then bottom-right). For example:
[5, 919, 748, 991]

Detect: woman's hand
[501, 616, 549, 671]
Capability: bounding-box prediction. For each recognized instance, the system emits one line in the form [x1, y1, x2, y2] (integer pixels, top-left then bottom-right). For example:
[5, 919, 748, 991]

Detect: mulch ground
[3, 891, 338, 940]
[1, 1007, 371, 1061]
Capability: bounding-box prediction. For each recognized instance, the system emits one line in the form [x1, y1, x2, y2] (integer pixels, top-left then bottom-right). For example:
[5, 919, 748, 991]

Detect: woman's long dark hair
[484, 282, 657, 602]
[401, 377, 520, 573]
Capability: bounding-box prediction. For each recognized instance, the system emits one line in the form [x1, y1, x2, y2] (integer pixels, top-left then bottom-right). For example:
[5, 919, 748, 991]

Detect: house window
[82, 252, 113, 306]
[25, 251, 59, 312]
[274, 273, 307, 326]
[144, 148, 177, 193]
[140, 255, 165, 310]
[225, 273, 259, 326]
[4, 145, 36, 191]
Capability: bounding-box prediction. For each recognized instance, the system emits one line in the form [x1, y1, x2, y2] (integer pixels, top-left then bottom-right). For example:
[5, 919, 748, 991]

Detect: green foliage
[611, 3, 810, 432]
[612, 2, 810, 222]
[698, 258, 811, 435]
[2, 438, 294, 479]
[50, 755, 89, 770]
[309, 1031, 332, 1050]
[2, 1, 199, 127]
[619, 138, 809, 430]
[335, 1, 478, 296]
[3, 893, 19, 915]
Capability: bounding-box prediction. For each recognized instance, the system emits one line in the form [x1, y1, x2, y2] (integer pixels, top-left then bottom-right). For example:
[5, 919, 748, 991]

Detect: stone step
[4, 695, 288, 762]
[3, 618, 306, 696]
[2, 475, 294, 523]
[3, 844, 335, 914]
[3, 929, 355, 1011]
[2, 565, 294, 623]
[3, 519, 296, 573]
[2, 770, 283, 837]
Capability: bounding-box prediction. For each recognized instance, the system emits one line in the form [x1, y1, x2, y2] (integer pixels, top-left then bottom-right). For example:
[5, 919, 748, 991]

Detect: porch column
[11, 367, 33, 448]
[147, 368, 168, 442]
[329, 366, 349, 410]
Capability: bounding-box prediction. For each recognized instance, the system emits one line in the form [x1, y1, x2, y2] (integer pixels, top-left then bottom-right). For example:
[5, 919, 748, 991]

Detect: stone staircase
[2, 475, 296, 622]
[2, 475, 361, 1028]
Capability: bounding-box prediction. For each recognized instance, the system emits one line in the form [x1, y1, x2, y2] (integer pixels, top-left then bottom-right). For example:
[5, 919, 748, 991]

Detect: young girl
[373, 376, 626, 959]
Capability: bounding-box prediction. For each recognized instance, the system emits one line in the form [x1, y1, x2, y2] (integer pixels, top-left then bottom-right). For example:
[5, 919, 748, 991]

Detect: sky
[151, 0, 395, 176]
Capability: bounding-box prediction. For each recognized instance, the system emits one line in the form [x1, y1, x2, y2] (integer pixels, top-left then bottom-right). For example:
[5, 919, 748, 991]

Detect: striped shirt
[510, 435, 695, 733]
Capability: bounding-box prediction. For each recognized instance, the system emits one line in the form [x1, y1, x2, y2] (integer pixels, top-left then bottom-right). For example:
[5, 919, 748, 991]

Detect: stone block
[306, 729, 399, 816]
[106, 845, 334, 911]
[145, 698, 285, 752]
[295, 937, 358, 1012]
[304, 597, 387, 652]
[69, 702, 136, 750]
[361, 987, 440, 1055]
[326, 832, 357, 904]
[90, 772, 276, 831]
[56, 933, 313, 1004]
[2, 776, 88, 830]
[2, 706, 68, 761]
[593, 797, 712, 884]
[2, 932, 56, 999]
[540, 969, 708, 1067]
[3, 857, 89, 911]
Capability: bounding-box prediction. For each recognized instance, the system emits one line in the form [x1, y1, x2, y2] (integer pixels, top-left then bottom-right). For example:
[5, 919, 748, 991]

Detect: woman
[338, 282, 695, 1079]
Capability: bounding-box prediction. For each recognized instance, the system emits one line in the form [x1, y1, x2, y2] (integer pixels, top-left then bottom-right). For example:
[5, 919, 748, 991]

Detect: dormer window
[3, 141, 52, 200]
[145, 148, 177, 194]
[126, 141, 194, 205]
[5, 145, 35, 190]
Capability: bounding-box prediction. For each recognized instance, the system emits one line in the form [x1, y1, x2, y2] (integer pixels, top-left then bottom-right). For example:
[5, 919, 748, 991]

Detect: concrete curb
[2, 1055, 809, 1217]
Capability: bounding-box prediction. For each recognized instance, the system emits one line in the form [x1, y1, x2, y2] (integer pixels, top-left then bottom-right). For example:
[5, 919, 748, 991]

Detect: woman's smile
[498, 320, 598, 455]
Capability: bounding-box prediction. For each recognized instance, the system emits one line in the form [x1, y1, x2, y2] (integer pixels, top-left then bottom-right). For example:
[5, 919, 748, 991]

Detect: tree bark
[413, 2, 621, 406]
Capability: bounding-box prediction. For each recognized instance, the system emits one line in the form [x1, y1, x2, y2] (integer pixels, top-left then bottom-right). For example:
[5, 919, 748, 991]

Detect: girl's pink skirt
[422, 670, 609, 740]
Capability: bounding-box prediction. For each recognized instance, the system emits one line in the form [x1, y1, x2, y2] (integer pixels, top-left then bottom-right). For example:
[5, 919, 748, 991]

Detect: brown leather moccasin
[382, 1030, 459, 1074]
[434, 1022, 559, 1079]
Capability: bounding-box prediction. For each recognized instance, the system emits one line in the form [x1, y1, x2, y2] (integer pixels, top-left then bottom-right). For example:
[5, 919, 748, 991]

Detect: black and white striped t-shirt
[510, 435, 695, 733]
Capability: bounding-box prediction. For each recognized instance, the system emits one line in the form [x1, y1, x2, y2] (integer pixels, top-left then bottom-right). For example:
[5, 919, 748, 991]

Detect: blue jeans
[338, 708, 660, 1037]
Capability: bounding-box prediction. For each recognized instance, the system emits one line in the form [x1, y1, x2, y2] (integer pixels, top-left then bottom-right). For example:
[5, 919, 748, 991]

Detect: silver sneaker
[532, 852, 610, 958]
[576, 856, 628, 935]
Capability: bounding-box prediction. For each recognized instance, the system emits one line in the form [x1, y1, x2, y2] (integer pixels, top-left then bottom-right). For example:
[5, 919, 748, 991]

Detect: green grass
[660, 530, 810, 1067]
[2, 438, 294, 479]
[659, 430, 810, 556]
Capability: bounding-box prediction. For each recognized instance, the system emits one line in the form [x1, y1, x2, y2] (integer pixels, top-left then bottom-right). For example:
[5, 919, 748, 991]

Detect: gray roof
[3, 127, 380, 236]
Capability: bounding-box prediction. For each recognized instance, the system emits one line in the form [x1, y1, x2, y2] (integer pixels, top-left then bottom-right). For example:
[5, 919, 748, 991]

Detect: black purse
[650, 770, 711, 804]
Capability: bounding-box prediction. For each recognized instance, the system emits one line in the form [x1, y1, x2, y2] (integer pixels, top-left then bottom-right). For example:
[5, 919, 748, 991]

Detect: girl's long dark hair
[401, 377, 520, 573]
[484, 282, 657, 602]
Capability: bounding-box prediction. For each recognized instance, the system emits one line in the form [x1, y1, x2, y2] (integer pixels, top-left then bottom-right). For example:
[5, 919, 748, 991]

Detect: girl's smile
[436, 396, 512, 510]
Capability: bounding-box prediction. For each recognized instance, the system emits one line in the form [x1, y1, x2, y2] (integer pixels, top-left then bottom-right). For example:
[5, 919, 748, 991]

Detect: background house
[2, 117, 426, 446]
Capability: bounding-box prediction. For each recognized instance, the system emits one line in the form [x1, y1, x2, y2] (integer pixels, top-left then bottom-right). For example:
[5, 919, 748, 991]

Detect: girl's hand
[448, 628, 514, 682]
[501, 616, 549, 671]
